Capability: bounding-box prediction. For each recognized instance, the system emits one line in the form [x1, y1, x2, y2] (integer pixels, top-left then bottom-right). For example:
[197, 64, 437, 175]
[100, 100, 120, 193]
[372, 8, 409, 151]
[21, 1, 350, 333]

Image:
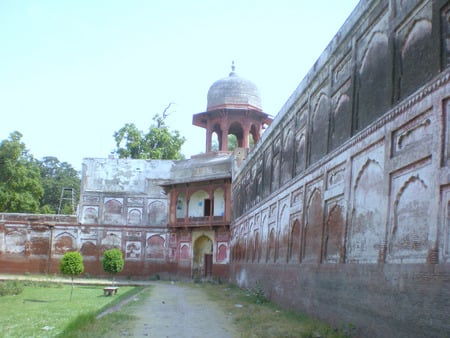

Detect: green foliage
[113, 113, 186, 160]
[0, 280, 24, 296]
[0, 131, 44, 213]
[211, 134, 254, 151]
[36, 156, 80, 214]
[0, 283, 137, 337]
[246, 282, 268, 304]
[59, 252, 84, 277]
[60, 251, 84, 301]
[102, 248, 124, 276]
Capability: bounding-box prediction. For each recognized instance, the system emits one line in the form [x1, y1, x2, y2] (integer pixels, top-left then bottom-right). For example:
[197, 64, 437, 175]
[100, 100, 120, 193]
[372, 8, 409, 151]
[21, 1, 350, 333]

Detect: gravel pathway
[115, 282, 238, 338]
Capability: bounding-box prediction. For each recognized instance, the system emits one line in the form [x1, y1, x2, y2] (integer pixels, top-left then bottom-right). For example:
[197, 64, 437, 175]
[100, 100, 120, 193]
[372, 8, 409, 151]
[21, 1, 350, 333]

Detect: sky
[0, 0, 360, 171]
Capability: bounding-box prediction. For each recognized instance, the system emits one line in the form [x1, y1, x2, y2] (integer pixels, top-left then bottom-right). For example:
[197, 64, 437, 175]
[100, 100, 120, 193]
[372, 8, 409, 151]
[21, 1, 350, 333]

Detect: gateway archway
[193, 235, 213, 279]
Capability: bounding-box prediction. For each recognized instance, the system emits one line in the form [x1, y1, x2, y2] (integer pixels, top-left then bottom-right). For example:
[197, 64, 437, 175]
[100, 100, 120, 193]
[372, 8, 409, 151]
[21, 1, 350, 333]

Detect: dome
[206, 64, 262, 112]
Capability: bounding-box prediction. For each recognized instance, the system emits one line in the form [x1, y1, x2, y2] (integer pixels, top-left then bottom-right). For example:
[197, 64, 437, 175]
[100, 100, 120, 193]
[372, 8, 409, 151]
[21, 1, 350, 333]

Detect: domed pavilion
[193, 62, 273, 152]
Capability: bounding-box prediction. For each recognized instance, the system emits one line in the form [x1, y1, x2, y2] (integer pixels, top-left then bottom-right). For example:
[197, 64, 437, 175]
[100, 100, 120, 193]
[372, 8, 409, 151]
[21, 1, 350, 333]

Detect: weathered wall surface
[230, 0, 450, 336]
[79, 158, 173, 226]
[0, 156, 231, 279]
[0, 213, 229, 279]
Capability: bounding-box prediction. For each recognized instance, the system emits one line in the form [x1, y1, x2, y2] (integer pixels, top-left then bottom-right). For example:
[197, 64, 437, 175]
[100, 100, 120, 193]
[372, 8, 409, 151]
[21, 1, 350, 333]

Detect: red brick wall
[231, 262, 450, 337]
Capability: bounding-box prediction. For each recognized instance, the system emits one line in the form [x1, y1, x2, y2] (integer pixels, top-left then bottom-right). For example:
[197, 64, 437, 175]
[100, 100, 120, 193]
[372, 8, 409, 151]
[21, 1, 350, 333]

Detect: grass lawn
[0, 280, 140, 338]
[198, 282, 356, 338]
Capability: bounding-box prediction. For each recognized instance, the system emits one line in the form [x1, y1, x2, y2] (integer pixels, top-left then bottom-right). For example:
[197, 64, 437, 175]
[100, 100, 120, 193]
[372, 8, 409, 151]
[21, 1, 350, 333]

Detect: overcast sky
[0, 0, 360, 170]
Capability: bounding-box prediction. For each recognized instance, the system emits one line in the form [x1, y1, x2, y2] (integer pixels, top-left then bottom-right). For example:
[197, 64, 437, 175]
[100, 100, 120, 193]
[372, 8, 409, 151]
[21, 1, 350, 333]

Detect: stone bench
[103, 286, 119, 296]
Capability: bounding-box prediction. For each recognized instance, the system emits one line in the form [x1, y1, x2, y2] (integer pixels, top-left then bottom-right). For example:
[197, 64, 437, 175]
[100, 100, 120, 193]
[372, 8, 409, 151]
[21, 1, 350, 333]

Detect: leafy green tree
[59, 251, 84, 301]
[0, 131, 43, 213]
[212, 134, 250, 151]
[102, 248, 124, 285]
[36, 156, 80, 214]
[113, 113, 186, 160]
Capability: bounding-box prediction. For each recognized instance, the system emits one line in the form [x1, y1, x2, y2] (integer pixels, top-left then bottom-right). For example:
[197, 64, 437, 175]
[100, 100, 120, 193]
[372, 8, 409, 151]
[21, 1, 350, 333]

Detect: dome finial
[229, 61, 236, 76]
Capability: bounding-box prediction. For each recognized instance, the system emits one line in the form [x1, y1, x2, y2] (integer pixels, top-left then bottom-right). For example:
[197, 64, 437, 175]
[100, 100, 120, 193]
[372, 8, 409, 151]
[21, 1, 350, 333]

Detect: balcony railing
[172, 215, 227, 227]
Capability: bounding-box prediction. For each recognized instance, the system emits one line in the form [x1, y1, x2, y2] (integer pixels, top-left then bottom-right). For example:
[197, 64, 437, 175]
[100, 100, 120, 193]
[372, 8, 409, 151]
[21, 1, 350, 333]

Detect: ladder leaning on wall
[58, 187, 75, 214]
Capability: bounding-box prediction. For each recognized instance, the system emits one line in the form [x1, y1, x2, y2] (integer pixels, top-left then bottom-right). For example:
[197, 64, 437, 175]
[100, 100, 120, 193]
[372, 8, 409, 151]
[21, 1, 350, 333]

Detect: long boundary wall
[230, 0, 450, 336]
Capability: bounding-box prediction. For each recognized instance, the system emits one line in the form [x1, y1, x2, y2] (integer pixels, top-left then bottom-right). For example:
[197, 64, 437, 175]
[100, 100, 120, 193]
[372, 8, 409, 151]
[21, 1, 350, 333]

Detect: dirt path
[114, 282, 238, 338]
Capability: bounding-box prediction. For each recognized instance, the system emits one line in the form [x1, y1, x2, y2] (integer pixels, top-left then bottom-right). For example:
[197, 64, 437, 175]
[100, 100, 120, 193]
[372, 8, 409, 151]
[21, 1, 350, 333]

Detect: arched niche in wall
[281, 126, 295, 185]
[309, 93, 330, 165]
[324, 200, 345, 263]
[180, 243, 190, 260]
[263, 148, 272, 198]
[148, 200, 167, 225]
[295, 129, 307, 175]
[82, 206, 98, 224]
[289, 219, 301, 263]
[127, 208, 142, 225]
[398, 17, 435, 99]
[303, 188, 324, 263]
[101, 232, 121, 252]
[80, 241, 97, 257]
[348, 159, 385, 263]
[267, 227, 276, 263]
[146, 234, 165, 259]
[54, 232, 76, 255]
[277, 204, 290, 263]
[104, 198, 123, 225]
[5, 230, 27, 254]
[390, 175, 429, 262]
[331, 92, 351, 150]
[253, 230, 260, 263]
[357, 31, 390, 130]
[217, 243, 227, 262]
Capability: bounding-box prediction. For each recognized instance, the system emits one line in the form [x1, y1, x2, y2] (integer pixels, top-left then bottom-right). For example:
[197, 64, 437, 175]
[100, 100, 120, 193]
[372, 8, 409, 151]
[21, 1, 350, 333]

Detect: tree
[0, 131, 43, 213]
[102, 248, 124, 285]
[59, 251, 84, 301]
[36, 156, 80, 214]
[113, 112, 186, 160]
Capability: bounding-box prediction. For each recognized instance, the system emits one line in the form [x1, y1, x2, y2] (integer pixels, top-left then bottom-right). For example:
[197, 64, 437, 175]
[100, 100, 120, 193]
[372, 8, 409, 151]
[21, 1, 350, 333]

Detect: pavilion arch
[189, 189, 210, 217]
[228, 121, 244, 147]
[250, 124, 260, 145]
[212, 123, 223, 150]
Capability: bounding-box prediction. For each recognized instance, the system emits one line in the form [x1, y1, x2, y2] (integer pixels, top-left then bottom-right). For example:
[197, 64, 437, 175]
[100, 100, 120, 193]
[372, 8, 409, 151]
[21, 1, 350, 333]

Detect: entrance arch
[193, 235, 213, 279]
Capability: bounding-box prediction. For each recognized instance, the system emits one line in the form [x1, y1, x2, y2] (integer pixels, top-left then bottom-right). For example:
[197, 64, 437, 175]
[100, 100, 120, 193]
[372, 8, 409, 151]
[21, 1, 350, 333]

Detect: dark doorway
[204, 253, 213, 278]
[204, 199, 212, 216]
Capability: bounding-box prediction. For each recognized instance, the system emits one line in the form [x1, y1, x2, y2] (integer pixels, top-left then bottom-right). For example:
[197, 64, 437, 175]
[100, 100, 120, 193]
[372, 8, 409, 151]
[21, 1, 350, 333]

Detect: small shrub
[102, 248, 124, 285]
[150, 274, 160, 281]
[246, 282, 267, 304]
[0, 280, 24, 296]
